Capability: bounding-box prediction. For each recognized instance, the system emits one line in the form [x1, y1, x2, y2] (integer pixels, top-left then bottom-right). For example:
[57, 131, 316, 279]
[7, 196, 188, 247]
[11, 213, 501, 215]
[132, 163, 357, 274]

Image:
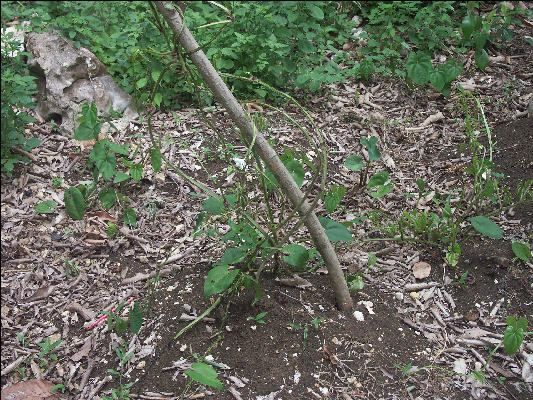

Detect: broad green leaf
[325, 184, 346, 214]
[307, 4, 324, 20]
[224, 193, 237, 207]
[35, 200, 58, 214]
[429, 70, 446, 92]
[115, 318, 128, 334]
[136, 77, 148, 89]
[99, 187, 116, 210]
[367, 171, 389, 188]
[129, 301, 143, 334]
[406, 52, 432, 85]
[204, 265, 240, 297]
[473, 31, 489, 51]
[150, 148, 162, 172]
[113, 172, 130, 183]
[347, 274, 365, 291]
[219, 247, 247, 266]
[153, 92, 163, 107]
[282, 244, 309, 269]
[469, 216, 502, 239]
[123, 206, 137, 227]
[284, 160, 304, 187]
[151, 70, 161, 82]
[475, 48, 489, 70]
[345, 155, 364, 172]
[24, 137, 41, 150]
[96, 152, 116, 180]
[107, 141, 129, 156]
[74, 122, 98, 141]
[503, 316, 527, 355]
[203, 197, 225, 215]
[184, 362, 223, 390]
[318, 217, 352, 242]
[443, 60, 463, 81]
[416, 178, 425, 192]
[511, 241, 531, 262]
[461, 14, 476, 40]
[370, 182, 394, 198]
[130, 164, 143, 182]
[64, 187, 86, 220]
[360, 136, 381, 161]
[107, 222, 118, 236]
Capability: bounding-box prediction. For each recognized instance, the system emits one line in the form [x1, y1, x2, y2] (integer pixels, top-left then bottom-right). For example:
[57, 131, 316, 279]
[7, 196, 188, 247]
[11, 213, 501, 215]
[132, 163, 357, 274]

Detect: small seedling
[17, 332, 28, 347]
[451, 270, 469, 287]
[37, 337, 63, 365]
[52, 177, 63, 188]
[247, 311, 268, 324]
[50, 383, 66, 394]
[57, 255, 79, 278]
[102, 369, 135, 400]
[288, 318, 326, 346]
[346, 273, 365, 291]
[394, 362, 414, 376]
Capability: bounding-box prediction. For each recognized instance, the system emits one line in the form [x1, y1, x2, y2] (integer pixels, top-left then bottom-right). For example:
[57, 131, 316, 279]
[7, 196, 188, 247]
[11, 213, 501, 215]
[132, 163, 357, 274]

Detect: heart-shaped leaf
[406, 52, 432, 86]
[475, 48, 489, 70]
[469, 216, 502, 238]
[123, 207, 137, 227]
[318, 217, 352, 242]
[204, 265, 240, 297]
[203, 197, 225, 215]
[367, 170, 389, 188]
[511, 241, 531, 262]
[64, 187, 86, 220]
[99, 187, 116, 210]
[35, 200, 58, 214]
[360, 136, 381, 161]
[284, 160, 305, 187]
[282, 244, 309, 269]
[185, 362, 223, 390]
[325, 184, 346, 214]
[370, 182, 394, 198]
[345, 155, 364, 172]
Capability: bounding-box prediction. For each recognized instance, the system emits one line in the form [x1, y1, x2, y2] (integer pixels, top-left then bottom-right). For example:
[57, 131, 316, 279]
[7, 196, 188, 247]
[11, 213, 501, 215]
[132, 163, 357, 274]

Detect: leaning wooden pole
[154, 1, 353, 313]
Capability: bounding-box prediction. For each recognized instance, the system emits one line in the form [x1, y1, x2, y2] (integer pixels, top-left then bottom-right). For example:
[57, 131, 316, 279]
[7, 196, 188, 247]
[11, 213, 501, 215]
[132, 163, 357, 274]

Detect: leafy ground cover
[1, 2, 533, 400]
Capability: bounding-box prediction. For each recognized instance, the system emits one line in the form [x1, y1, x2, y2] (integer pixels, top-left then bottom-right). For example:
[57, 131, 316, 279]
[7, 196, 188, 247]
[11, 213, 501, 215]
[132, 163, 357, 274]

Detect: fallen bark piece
[412, 261, 431, 279]
[65, 302, 95, 321]
[0, 379, 58, 400]
[21, 285, 56, 303]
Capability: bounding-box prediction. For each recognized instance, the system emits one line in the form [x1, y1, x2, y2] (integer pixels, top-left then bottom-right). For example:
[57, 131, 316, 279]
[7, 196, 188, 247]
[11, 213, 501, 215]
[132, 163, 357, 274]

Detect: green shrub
[1, 1, 358, 106]
[1, 30, 40, 175]
[358, 1, 463, 77]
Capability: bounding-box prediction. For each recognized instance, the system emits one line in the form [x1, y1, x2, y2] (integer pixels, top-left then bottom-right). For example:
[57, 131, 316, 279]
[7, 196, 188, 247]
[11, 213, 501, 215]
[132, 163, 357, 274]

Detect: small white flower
[233, 157, 246, 170]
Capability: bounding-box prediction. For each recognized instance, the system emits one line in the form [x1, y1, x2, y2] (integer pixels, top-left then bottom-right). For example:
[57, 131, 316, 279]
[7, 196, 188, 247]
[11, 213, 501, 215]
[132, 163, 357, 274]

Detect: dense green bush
[1, 1, 526, 115]
[357, 1, 463, 77]
[1, 31, 40, 175]
[1, 1, 360, 106]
